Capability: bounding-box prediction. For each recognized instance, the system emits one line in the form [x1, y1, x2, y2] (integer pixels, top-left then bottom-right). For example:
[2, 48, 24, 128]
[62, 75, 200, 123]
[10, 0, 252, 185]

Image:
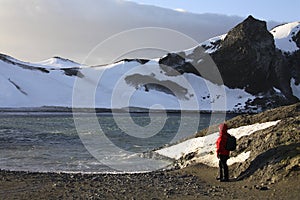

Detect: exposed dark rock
[158, 53, 193, 76]
[288, 50, 300, 85]
[201, 39, 222, 51]
[211, 16, 276, 94]
[292, 29, 300, 48]
[0, 53, 49, 73]
[123, 58, 149, 65]
[62, 68, 84, 78]
[115, 58, 150, 65]
[8, 78, 28, 96]
[125, 74, 190, 100]
[211, 17, 300, 106]
[52, 56, 79, 65]
[157, 16, 300, 110]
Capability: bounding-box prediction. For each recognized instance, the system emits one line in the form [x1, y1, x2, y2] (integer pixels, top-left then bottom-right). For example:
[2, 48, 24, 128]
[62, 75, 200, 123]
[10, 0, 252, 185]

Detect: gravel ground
[1, 164, 299, 200]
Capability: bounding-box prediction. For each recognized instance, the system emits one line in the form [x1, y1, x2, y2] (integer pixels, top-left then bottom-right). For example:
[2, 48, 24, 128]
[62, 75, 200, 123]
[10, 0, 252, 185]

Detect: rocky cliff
[211, 16, 299, 105]
[159, 16, 300, 111]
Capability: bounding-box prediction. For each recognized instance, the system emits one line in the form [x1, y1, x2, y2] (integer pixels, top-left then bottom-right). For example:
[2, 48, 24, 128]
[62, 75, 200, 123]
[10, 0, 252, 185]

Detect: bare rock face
[157, 16, 300, 110]
[292, 30, 300, 48]
[211, 16, 276, 94]
[211, 16, 300, 106]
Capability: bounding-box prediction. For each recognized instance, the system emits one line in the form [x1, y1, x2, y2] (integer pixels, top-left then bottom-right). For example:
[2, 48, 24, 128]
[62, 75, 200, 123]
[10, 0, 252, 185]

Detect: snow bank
[291, 78, 300, 100]
[155, 120, 281, 167]
[34, 57, 82, 69]
[271, 22, 300, 53]
[201, 34, 226, 54]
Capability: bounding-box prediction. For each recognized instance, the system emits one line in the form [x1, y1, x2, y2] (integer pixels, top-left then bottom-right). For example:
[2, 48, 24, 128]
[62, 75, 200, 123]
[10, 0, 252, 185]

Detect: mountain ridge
[160, 16, 300, 111]
[0, 16, 299, 112]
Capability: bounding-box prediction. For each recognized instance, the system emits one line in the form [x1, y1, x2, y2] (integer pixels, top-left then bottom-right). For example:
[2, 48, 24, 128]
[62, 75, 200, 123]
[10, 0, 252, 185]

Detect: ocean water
[0, 112, 234, 173]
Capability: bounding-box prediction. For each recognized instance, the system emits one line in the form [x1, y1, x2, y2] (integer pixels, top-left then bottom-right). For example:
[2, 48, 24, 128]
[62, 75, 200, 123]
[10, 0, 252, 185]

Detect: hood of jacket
[219, 123, 228, 136]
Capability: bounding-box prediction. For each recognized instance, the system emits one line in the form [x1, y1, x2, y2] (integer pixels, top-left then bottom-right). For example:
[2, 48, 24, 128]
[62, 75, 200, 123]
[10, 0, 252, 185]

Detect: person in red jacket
[216, 123, 230, 182]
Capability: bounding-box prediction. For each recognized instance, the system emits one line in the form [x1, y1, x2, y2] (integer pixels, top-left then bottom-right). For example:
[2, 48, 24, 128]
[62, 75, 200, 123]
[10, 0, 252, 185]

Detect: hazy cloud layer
[0, 0, 245, 65]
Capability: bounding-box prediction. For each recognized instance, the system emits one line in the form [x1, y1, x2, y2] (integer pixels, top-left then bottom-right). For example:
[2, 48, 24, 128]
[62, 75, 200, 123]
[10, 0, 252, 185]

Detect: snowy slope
[155, 120, 280, 167]
[0, 54, 255, 111]
[270, 21, 300, 52]
[33, 57, 83, 69]
[0, 55, 75, 107]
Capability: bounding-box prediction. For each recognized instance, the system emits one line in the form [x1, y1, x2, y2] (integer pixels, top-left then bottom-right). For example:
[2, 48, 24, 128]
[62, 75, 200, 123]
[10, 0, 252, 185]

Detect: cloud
[0, 0, 243, 65]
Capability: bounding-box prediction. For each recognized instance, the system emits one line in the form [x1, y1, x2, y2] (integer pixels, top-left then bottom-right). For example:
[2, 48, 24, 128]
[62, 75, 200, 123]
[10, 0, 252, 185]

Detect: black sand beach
[1, 164, 299, 200]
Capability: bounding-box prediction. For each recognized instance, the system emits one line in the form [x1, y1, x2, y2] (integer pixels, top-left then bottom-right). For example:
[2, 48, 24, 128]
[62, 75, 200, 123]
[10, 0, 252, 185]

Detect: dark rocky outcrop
[212, 16, 276, 94]
[125, 74, 191, 100]
[62, 68, 84, 78]
[159, 52, 197, 76]
[0, 53, 49, 73]
[212, 16, 300, 106]
[158, 16, 300, 110]
[292, 29, 300, 48]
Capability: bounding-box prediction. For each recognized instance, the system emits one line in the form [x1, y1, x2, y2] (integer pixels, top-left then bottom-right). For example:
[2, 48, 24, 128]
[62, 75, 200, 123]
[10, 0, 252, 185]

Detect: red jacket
[216, 123, 230, 156]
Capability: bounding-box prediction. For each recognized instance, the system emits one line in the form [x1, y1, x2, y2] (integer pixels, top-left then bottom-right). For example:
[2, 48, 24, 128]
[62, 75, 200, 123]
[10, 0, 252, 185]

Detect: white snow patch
[195, 151, 251, 168]
[291, 78, 300, 100]
[34, 57, 82, 69]
[156, 120, 280, 167]
[273, 87, 282, 94]
[174, 8, 187, 13]
[183, 45, 198, 57]
[271, 22, 300, 53]
[201, 34, 226, 53]
[185, 58, 194, 63]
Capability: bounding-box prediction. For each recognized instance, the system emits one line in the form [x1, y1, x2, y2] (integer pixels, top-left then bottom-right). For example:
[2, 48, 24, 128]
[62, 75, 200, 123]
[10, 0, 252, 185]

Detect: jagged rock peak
[221, 15, 274, 48]
[211, 16, 276, 94]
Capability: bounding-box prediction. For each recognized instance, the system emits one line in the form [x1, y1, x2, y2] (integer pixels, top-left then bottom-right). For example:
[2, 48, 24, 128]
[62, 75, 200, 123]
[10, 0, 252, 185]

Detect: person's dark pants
[219, 155, 229, 181]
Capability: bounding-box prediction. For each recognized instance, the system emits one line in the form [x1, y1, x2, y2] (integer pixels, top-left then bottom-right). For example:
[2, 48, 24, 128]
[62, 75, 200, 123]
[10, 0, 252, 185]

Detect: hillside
[0, 54, 254, 111]
[156, 103, 300, 187]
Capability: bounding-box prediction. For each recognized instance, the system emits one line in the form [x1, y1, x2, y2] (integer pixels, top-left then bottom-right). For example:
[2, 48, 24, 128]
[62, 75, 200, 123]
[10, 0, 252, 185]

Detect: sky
[0, 0, 298, 65]
[126, 0, 300, 23]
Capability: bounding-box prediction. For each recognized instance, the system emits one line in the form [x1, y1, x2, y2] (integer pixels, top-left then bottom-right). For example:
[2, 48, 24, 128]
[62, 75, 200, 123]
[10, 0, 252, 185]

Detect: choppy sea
[0, 112, 234, 173]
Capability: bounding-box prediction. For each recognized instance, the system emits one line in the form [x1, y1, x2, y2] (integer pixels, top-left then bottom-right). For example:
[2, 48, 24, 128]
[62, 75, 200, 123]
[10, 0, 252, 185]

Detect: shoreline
[0, 167, 212, 199]
[0, 106, 251, 115]
[1, 164, 298, 200]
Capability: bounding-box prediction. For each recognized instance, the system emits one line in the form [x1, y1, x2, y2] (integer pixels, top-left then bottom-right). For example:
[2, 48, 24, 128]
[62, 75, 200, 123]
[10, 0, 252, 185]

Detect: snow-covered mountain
[0, 53, 254, 111]
[160, 16, 300, 110]
[0, 16, 299, 112]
